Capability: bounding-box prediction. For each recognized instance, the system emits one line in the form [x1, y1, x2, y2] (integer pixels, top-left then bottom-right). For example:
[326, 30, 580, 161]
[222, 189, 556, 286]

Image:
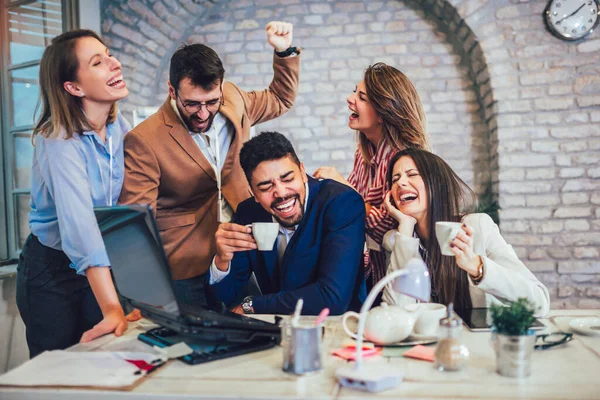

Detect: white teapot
[341, 302, 417, 345]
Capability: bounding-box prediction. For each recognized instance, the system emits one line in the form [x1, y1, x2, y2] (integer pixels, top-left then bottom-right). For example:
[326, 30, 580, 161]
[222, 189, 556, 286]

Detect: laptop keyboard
[182, 306, 278, 330]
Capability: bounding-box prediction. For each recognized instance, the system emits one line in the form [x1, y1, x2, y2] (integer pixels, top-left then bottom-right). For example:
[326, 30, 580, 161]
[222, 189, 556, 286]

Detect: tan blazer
[119, 53, 300, 280]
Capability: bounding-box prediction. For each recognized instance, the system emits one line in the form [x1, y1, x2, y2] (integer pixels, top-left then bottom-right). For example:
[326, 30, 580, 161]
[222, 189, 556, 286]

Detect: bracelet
[470, 257, 485, 285]
[275, 46, 297, 58]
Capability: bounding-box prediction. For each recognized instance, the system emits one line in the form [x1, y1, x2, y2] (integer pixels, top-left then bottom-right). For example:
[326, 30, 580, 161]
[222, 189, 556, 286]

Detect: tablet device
[455, 307, 546, 332]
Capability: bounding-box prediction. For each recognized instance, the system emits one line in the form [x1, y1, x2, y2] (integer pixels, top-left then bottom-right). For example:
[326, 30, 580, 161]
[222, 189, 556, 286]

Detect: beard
[180, 110, 215, 133]
[271, 194, 305, 228]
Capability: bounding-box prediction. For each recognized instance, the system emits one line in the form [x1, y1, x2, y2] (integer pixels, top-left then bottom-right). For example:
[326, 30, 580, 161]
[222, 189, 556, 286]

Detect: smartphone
[454, 307, 546, 332]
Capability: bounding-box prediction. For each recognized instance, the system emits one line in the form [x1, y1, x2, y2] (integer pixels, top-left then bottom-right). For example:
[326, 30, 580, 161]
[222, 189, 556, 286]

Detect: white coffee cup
[405, 303, 447, 336]
[251, 222, 279, 251]
[435, 221, 463, 256]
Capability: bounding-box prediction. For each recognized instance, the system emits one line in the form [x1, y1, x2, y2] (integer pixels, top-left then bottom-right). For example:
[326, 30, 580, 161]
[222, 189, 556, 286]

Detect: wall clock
[544, 0, 600, 41]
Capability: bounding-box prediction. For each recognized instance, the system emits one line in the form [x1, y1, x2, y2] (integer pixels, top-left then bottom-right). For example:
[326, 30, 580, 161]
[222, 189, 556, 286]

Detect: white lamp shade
[390, 258, 431, 302]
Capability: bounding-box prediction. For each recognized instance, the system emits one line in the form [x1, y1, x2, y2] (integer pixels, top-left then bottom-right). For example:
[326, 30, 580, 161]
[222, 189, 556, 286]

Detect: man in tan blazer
[119, 21, 300, 308]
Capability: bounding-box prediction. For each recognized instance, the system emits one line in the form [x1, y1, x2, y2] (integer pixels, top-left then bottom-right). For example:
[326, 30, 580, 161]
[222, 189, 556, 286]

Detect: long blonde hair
[358, 63, 430, 163]
[33, 29, 117, 139]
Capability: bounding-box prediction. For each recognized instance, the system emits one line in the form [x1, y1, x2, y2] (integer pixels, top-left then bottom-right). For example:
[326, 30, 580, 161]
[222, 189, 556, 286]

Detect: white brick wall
[101, 0, 600, 309]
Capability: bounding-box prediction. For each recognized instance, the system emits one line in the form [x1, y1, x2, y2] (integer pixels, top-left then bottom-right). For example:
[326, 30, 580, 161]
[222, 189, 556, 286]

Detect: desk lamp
[336, 258, 431, 392]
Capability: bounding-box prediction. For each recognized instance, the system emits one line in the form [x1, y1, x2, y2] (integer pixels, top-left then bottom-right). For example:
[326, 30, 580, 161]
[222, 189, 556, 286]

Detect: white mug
[251, 222, 279, 251]
[405, 303, 446, 336]
[435, 221, 463, 256]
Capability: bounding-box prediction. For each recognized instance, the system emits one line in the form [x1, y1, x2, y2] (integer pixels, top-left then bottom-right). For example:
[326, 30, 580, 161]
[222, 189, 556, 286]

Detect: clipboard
[0, 350, 169, 391]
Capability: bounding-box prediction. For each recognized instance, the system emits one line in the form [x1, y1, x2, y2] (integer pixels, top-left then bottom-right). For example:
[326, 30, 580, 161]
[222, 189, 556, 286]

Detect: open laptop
[94, 204, 280, 346]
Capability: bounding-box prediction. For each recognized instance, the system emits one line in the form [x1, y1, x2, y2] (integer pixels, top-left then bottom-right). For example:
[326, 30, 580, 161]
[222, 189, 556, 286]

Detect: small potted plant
[490, 298, 538, 378]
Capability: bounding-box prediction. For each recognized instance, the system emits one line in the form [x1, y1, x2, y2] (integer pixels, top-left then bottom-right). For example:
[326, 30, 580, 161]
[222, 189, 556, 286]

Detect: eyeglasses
[177, 92, 222, 114]
[535, 332, 573, 350]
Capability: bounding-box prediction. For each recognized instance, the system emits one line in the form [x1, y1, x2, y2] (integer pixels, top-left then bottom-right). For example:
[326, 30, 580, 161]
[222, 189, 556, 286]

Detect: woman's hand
[450, 223, 481, 276]
[313, 166, 351, 187]
[383, 191, 416, 236]
[82, 266, 129, 343]
[80, 307, 128, 343]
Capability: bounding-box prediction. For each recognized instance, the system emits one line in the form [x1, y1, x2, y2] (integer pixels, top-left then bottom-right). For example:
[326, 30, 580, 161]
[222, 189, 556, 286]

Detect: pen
[291, 298, 304, 326]
[314, 308, 330, 326]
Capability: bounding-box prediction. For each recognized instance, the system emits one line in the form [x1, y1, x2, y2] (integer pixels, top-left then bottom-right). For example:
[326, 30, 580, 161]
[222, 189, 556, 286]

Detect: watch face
[545, 0, 600, 41]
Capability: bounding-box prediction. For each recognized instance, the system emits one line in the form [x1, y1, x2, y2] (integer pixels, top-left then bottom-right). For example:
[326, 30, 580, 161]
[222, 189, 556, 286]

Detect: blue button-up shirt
[28, 113, 131, 274]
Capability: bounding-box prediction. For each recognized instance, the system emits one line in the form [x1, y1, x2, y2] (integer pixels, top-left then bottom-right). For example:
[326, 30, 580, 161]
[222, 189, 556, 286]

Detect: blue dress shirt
[28, 113, 131, 275]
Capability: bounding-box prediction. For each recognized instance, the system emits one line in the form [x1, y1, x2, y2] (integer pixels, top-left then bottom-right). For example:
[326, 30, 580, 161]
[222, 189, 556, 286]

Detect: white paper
[162, 342, 194, 359]
[0, 351, 164, 388]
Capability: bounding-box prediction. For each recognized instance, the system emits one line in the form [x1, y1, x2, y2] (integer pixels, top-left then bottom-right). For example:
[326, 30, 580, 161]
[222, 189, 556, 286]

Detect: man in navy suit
[206, 131, 366, 315]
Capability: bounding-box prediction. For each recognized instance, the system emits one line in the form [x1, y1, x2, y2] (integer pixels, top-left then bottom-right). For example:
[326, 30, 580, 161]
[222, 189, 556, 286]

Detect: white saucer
[408, 332, 439, 341]
[569, 317, 600, 336]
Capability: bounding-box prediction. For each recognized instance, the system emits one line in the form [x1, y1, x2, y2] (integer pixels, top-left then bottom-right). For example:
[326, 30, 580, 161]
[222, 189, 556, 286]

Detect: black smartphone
[455, 307, 546, 332]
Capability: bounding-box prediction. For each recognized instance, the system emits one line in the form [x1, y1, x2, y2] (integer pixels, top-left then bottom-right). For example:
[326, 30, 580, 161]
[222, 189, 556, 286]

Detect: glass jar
[434, 303, 469, 371]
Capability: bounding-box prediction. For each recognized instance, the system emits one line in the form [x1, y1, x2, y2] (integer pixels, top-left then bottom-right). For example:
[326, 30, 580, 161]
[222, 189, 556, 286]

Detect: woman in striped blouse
[314, 63, 430, 291]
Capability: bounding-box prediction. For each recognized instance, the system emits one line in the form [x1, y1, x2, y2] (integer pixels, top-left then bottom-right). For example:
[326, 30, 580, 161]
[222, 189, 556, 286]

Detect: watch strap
[275, 46, 297, 58]
[242, 296, 254, 314]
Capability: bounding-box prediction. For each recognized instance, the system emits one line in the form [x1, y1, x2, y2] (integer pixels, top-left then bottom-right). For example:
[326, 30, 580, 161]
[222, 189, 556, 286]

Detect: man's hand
[230, 305, 244, 315]
[125, 308, 142, 322]
[215, 223, 257, 271]
[266, 21, 293, 52]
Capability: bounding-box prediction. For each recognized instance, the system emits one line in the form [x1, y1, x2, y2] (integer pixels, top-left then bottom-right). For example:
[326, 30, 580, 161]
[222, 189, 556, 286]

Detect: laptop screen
[94, 205, 181, 316]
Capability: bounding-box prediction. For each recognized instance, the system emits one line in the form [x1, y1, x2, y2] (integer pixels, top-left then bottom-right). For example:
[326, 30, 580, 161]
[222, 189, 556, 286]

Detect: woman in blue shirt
[17, 29, 138, 358]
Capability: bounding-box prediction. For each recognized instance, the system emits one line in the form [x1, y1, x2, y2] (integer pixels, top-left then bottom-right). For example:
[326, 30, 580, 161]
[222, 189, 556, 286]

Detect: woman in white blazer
[381, 149, 550, 317]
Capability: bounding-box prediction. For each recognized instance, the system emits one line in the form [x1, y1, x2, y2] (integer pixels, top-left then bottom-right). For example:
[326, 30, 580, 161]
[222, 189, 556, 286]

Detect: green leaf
[490, 298, 537, 335]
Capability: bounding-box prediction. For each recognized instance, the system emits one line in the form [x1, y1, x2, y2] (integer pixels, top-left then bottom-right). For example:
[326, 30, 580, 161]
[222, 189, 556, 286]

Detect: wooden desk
[1, 310, 599, 399]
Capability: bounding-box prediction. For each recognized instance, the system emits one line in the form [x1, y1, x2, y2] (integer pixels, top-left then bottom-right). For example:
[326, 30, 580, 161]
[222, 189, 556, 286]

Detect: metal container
[281, 318, 323, 375]
[493, 332, 536, 378]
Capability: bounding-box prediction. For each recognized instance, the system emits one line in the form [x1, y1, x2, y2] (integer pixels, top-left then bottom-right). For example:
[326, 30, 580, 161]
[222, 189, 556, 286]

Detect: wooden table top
[1, 309, 599, 399]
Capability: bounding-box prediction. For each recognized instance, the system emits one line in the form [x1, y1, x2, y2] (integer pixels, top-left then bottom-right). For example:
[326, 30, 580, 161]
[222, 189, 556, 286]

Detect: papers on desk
[0, 350, 166, 389]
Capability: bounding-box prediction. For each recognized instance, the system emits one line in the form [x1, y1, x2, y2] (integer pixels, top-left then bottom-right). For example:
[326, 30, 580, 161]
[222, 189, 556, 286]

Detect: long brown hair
[387, 148, 477, 309]
[33, 29, 117, 139]
[359, 63, 430, 163]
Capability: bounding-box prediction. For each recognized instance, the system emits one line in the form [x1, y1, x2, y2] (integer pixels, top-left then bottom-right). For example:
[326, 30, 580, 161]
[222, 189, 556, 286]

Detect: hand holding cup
[215, 223, 257, 271]
[449, 223, 481, 276]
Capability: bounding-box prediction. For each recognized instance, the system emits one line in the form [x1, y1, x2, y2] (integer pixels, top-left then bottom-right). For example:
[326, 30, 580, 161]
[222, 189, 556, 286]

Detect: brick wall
[101, 0, 600, 309]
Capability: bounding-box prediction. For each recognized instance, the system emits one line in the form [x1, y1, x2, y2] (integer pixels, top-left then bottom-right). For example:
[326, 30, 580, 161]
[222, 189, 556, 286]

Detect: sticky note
[342, 339, 376, 350]
[332, 347, 380, 361]
[403, 345, 435, 362]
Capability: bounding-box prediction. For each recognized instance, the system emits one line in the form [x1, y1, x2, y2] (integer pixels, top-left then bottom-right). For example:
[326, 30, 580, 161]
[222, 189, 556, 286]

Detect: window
[0, 0, 76, 260]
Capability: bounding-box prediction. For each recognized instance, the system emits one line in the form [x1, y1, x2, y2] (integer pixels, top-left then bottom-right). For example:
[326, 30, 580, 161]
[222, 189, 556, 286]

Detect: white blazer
[381, 213, 550, 317]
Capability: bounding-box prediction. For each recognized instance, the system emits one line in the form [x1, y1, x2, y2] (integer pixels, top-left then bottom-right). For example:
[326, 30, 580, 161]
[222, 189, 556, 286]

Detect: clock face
[545, 0, 600, 40]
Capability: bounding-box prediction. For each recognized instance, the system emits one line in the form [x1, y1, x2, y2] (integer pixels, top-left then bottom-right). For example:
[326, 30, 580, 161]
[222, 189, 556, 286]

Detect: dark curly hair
[240, 131, 301, 184]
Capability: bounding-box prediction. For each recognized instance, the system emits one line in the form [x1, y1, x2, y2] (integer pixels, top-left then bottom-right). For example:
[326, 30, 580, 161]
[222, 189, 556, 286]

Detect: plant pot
[492, 331, 536, 378]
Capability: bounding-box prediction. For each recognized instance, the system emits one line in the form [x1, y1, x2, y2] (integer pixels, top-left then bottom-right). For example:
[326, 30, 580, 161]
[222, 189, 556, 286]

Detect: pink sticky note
[403, 345, 435, 362]
[332, 347, 380, 361]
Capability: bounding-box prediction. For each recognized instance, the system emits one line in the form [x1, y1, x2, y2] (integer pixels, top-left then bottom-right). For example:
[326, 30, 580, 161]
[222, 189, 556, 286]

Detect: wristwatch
[241, 296, 254, 314]
[275, 46, 298, 58]
[470, 257, 485, 285]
